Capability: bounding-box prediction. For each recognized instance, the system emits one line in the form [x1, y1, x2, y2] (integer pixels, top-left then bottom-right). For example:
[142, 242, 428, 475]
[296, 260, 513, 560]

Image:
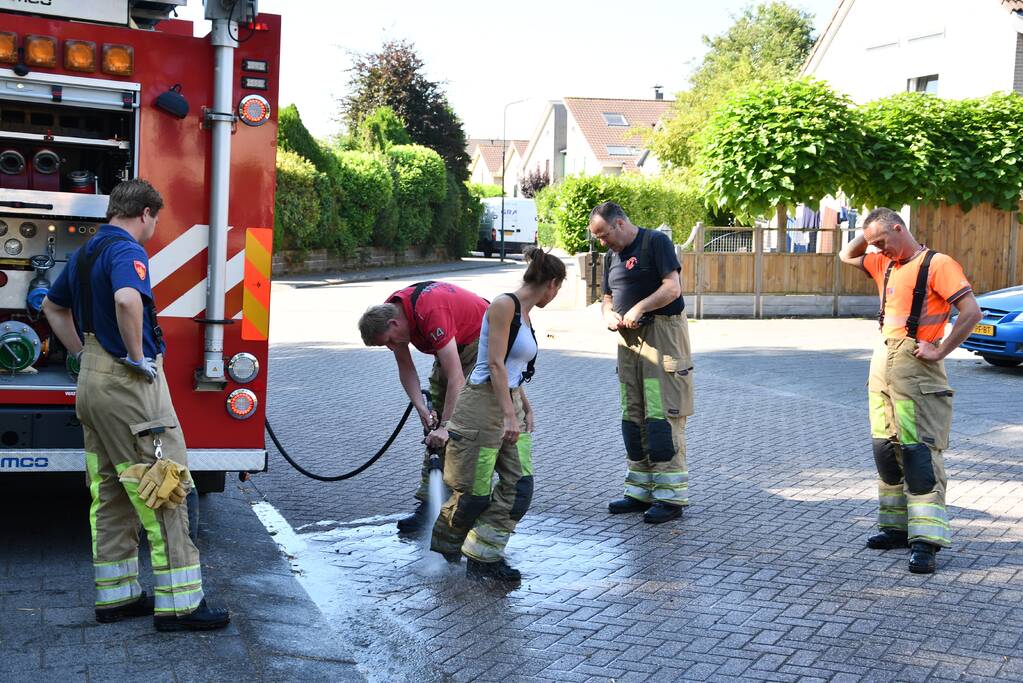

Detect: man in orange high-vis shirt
[840, 207, 981, 574]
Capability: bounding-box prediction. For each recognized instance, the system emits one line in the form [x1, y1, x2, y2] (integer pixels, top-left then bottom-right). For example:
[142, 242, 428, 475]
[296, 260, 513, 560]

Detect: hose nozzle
[427, 452, 443, 472]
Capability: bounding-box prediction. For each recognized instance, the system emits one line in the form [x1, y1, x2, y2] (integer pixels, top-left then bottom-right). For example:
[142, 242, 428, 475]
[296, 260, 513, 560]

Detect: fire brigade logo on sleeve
[134, 260, 147, 280]
[625, 256, 638, 270]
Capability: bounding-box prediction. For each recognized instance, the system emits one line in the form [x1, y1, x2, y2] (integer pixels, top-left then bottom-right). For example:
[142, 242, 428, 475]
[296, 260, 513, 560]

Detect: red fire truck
[0, 1, 280, 493]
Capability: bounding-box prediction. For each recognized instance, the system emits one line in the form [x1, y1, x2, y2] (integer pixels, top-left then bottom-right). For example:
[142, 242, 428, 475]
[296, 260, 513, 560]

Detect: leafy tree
[342, 40, 470, 180]
[520, 168, 550, 198]
[649, 2, 816, 168]
[695, 78, 865, 218]
[356, 106, 412, 153]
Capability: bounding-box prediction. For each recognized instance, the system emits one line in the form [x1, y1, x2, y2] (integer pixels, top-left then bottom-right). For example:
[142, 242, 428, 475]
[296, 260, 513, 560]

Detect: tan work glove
[119, 460, 190, 510]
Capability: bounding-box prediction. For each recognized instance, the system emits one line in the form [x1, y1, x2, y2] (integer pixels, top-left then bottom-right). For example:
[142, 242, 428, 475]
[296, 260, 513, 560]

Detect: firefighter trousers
[431, 382, 532, 562]
[415, 340, 480, 501]
[78, 334, 203, 617]
[868, 338, 955, 548]
[617, 313, 694, 506]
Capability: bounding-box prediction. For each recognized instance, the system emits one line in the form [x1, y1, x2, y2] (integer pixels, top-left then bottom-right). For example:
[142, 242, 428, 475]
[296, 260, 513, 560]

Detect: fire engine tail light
[0, 33, 16, 65]
[25, 36, 57, 68]
[64, 40, 97, 73]
[227, 389, 258, 420]
[238, 94, 271, 127]
[227, 352, 259, 384]
[102, 44, 134, 76]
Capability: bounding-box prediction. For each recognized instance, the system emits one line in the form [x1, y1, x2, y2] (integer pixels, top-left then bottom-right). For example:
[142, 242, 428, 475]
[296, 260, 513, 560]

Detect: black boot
[466, 558, 521, 582]
[154, 599, 230, 632]
[95, 591, 155, 623]
[608, 497, 651, 514]
[908, 542, 937, 574]
[396, 501, 430, 533]
[866, 529, 909, 550]
[643, 502, 684, 524]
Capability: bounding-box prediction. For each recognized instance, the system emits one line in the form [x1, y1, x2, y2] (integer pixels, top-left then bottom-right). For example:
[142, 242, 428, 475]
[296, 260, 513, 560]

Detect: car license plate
[973, 324, 995, 336]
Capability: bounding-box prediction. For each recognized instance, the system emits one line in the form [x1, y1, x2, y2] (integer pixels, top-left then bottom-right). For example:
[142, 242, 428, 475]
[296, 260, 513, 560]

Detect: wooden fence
[579, 202, 1022, 318]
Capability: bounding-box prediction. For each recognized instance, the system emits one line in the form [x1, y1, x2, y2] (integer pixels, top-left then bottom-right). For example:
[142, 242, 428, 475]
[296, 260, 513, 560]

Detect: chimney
[653, 85, 663, 100]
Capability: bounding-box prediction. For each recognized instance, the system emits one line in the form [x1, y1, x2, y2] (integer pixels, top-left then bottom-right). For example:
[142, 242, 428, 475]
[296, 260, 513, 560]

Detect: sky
[177, 0, 840, 142]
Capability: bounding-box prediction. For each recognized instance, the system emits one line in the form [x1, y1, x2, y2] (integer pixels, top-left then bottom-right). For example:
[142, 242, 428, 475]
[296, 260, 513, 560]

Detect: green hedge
[387, 144, 447, 247]
[535, 174, 712, 254]
[273, 109, 482, 257]
[274, 150, 320, 251]
[466, 182, 503, 199]
[335, 150, 393, 250]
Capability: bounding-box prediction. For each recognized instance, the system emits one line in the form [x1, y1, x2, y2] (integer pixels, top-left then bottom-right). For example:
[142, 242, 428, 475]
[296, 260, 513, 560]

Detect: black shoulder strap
[409, 281, 436, 314]
[907, 250, 938, 340]
[638, 228, 653, 272]
[878, 260, 896, 330]
[502, 292, 538, 383]
[75, 235, 163, 349]
[76, 236, 128, 334]
[504, 293, 522, 364]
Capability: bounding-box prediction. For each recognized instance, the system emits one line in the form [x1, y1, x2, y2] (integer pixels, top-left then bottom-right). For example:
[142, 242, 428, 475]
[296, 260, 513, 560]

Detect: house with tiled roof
[468, 139, 526, 187]
[803, 0, 1023, 102]
[516, 97, 671, 187]
[561, 97, 671, 176]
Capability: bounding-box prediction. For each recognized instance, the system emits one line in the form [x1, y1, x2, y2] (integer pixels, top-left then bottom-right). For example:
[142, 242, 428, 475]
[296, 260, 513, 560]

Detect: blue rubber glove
[119, 356, 157, 383]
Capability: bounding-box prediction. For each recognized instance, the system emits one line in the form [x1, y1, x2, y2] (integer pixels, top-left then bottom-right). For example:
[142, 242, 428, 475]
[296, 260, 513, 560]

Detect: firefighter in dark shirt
[43, 179, 229, 631]
[588, 202, 694, 524]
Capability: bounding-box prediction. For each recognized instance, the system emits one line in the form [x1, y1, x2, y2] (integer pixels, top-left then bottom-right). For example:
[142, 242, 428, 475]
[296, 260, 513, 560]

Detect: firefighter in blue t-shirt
[588, 201, 695, 524]
[42, 179, 229, 632]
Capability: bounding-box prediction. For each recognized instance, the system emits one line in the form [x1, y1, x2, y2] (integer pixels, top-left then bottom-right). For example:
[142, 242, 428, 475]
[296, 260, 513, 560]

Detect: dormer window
[603, 112, 628, 126]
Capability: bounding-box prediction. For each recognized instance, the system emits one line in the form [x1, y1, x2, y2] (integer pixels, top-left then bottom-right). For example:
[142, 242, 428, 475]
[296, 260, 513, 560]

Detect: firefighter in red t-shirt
[359, 281, 489, 533]
[840, 207, 981, 574]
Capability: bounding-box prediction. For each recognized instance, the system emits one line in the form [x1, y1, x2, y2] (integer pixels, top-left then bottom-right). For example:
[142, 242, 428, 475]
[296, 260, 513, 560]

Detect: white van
[478, 197, 538, 257]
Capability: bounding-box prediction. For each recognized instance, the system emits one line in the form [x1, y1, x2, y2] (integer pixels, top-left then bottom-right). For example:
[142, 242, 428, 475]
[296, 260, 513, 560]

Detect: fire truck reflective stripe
[150, 224, 222, 285]
[150, 224, 235, 286]
[158, 250, 245, 318]
[0, 449, 267, 471]
[242, 228, 272, 341]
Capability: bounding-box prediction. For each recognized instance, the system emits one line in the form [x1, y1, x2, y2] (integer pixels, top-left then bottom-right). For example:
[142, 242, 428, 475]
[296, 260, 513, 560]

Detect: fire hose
[264, 390, 435, 482]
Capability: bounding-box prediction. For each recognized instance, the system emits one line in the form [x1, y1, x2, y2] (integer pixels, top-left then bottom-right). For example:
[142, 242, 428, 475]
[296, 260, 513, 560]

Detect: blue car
[958, 285, 1023, 367]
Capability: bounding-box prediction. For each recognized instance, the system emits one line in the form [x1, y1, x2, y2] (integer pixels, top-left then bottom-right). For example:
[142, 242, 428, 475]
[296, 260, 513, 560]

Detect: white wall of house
[505, 149, 524, 197]
[522, 110, 559, 182]
[563, 109, 603, 177]
[469, 154, 499, 186]
[806, 0, 1023, 102]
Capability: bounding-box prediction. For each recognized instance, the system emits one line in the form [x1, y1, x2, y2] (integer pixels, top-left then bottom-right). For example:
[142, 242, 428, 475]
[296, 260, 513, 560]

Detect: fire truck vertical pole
[201, 12, 239, 382]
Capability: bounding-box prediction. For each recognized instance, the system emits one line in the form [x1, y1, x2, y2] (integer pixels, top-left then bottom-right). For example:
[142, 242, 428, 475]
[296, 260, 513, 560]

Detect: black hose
[265, 401, 416, 482]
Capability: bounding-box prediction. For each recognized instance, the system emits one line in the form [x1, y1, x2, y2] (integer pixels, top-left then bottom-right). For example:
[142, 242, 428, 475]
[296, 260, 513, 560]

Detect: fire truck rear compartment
[0, 100, 133, 194]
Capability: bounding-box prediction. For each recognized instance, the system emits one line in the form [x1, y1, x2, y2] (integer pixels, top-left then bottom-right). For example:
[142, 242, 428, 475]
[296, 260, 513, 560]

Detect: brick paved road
[254, 261, 1023, 682]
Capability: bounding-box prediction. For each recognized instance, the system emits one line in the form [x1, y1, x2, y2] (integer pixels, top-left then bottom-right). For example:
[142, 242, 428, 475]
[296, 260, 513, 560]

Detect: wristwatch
[438, 420, 449, 429]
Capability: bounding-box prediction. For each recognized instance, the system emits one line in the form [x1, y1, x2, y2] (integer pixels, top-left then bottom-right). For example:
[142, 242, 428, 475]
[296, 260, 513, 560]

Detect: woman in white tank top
[430, 247, 566, 582]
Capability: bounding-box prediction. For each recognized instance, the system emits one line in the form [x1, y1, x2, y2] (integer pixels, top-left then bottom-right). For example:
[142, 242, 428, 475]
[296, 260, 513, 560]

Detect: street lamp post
[500, 98, 528, 262]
